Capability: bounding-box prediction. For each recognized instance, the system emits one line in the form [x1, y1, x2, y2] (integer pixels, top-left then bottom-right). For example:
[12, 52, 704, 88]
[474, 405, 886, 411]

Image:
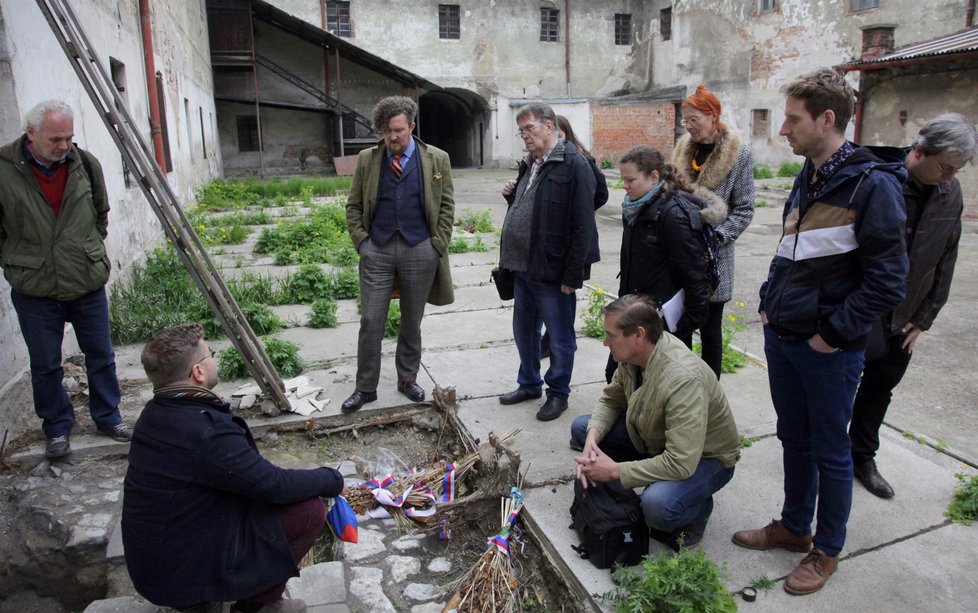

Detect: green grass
[739, 434, 762, 448]
[777, 161, 804, 177]
[455, 208, 496, 233]
[253, 202, 353, 266]
[197, 177, 352, 211]
[754, 199, 769, 208]
[602, 547, 737, 612]
[308, 298, 340, 328]
[600, 158, 615, 169]
[217, 336, 304, 380]
[946, 473, 978, 525]
[582, 287, 608, 339]
[448, 235, 491, 254]
[384, 301, 401, 339]
[751, 575, 777, 591]
[753, 164, 774, 180]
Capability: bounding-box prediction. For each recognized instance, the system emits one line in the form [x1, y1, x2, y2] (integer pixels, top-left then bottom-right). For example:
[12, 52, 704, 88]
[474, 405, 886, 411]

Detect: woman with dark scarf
[672, 84, 755, 378]
[605, 145, 719, 382]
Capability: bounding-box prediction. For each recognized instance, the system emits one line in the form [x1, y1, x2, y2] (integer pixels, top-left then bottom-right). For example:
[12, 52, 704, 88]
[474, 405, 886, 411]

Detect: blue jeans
[512, 272, 577, 397]
[571, 414, 735, 531]
[11, 287, 123, 438]
[764, 325, 864, 557]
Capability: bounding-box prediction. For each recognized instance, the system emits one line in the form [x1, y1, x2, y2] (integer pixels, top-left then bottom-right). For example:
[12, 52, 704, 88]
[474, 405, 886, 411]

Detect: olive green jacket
[346, 137, 455, 306]
[589, 333, 741, 489]
[0, 136, 111, 300]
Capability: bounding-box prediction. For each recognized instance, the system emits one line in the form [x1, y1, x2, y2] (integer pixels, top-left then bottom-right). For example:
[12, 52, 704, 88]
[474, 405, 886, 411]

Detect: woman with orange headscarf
[672, 84, 755, 379]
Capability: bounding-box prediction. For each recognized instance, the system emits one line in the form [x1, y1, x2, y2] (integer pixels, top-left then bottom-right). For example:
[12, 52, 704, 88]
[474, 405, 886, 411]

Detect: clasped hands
[574, 436, 621, 488]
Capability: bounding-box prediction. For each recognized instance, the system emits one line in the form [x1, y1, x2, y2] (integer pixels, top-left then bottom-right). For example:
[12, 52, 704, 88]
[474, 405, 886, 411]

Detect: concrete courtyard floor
[12, 168, 978, 611]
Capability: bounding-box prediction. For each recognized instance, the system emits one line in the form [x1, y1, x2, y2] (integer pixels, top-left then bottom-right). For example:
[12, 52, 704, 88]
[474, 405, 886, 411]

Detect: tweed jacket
[588, 332, 741, 489]
[346, 136, 455, 305]
[0, 136, 111, 300]
[673, 127, 755, 303]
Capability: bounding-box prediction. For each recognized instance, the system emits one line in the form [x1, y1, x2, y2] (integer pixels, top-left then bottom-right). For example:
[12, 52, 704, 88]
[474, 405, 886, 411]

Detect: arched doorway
[418, 89, 489, 167]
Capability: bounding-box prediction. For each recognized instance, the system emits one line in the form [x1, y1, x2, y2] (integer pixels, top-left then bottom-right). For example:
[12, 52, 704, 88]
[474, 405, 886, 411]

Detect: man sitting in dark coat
[122, 324, 344, 613]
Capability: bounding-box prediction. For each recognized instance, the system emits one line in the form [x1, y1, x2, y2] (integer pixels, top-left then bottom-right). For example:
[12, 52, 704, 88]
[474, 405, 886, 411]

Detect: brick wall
[591, 101, 677, 165]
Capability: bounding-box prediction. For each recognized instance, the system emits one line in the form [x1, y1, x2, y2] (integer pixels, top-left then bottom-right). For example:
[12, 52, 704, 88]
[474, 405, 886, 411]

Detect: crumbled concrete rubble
[231, 376, 330, 417]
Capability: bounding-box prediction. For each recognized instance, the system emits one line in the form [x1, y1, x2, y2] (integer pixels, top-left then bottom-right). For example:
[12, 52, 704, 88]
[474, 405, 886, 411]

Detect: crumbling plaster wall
[0, 0, 221, 440]
[657, 0, 970, 168]
[860, 68, 978, 202]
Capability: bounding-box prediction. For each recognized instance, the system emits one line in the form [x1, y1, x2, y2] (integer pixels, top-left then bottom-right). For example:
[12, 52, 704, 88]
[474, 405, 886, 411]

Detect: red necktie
[391, 154, 403, 178]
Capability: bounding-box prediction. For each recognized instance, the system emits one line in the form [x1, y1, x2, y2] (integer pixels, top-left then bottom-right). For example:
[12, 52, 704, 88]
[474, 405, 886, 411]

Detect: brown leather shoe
[784, 548, 839, 595]
[397, 380, 425, 402]
[731, 519, 812, 552]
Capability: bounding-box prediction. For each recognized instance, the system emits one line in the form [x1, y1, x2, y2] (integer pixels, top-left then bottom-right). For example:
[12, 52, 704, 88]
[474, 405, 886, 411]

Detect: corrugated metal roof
[844, 26, 978, 68]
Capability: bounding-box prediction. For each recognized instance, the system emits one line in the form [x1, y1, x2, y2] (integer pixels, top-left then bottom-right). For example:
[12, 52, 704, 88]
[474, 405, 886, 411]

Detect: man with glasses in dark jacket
[849, 113, 978, 499]
[123, 324, 344, 613]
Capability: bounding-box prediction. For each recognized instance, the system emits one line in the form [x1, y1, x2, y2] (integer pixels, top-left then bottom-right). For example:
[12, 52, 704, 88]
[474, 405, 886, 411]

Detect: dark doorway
[418, 89, 489, 167]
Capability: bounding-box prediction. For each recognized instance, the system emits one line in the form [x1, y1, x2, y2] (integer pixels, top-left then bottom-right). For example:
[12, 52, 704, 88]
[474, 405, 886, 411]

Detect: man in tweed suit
[343, 96, 455, 412]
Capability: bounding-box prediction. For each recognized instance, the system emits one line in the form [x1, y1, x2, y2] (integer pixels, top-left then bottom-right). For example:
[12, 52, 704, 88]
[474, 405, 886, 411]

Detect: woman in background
[606, 144, 717, 382]
[672, 84, 755, 379]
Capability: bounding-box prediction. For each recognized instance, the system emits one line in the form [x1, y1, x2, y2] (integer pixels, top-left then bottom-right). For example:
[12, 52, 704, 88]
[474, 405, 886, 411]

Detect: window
[851, 0, 880, 10]
[155, 72, 173, 173]
[439, 4, 460, 39]
[758, 0, 778, 12]
[325, 1, 351, 37]
[540, 8, 559, 42]
[752, 109, 770, 138]
[199, 106, 207, 159]
[614, 14, 631, 45]
[237, 116, 260, 152]
[184, 98, 193, 162]
[660, 7, 672, 41]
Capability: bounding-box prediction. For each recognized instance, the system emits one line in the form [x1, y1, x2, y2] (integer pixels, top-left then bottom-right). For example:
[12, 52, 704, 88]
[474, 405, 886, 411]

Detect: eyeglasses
[516, 123, 541, 137]
[188, 349, 216, 377]
[680, 116, 706, 127]
[937, 161, 963, 176]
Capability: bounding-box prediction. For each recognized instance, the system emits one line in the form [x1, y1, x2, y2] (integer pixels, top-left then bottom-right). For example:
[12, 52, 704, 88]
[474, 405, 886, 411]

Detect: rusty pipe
[138, 0, 166, 169]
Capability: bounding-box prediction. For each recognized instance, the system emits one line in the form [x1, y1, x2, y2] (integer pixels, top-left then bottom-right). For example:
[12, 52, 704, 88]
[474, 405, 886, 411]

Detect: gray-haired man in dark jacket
[849, 113, 978, 499]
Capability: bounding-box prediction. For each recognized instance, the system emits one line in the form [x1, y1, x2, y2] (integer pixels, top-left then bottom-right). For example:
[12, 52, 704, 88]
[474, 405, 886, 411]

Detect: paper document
[662, 289, 685, 332]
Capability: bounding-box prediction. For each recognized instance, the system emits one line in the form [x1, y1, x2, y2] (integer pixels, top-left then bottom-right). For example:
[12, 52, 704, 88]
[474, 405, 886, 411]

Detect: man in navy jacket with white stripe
[732, 68, 908, 597]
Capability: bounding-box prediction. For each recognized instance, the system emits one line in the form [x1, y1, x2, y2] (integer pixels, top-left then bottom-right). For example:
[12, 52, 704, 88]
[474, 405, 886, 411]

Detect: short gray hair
[516, 102, 557, 127]
[911, 113, 978, 163]
[24, 100, 74, 132]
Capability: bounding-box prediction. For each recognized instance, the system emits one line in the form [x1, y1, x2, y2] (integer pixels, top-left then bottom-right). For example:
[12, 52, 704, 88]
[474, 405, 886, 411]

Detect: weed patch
[602, 547, 737, 612]
[218, 336, 304, 380]
[308, 298, 340, 328]
[385, 301, 401, 339]
[254, 203, 353, 266]
[778, 161, 803, 177]
[753, 165, 774, 180]
[946, 472, 978, 525]
[449, 235, 491, 254]
[455, 208, 496, 233]
[582, 286, 608, 339]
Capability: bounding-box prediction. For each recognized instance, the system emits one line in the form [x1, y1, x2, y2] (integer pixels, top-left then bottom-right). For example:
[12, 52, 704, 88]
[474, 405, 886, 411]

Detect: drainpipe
[853, 91, 864, 144]
[564, 0, 571, 98]
[320, 1, 333, 160]
[138, 0, 166, 168]
[967, 0, 976, 27]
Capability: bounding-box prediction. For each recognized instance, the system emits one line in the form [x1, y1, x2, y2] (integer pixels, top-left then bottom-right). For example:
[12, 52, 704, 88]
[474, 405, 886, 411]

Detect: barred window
[237, 116, 260, 152]
[851, 0, 880, 11]
[325, 1, 351, 37]
[439, 5, 460, 39]
[614, 14, 631, 46]
[660, 8, 672, 41]
[758, 0, 778, 13]
[540, 8, 559, 42]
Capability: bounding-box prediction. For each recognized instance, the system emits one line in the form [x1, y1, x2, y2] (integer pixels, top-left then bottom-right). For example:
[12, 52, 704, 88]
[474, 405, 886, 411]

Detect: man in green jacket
[342, 95, 455, 413]
[0, 100, 131, 459]
[571, 294, 740, 550]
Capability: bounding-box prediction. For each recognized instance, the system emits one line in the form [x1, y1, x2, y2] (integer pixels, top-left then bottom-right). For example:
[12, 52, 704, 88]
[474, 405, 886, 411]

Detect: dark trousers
[849, 333, 913, 466]
[241, 498, 326, 604]
[11, 287, 122, 438]
[699, 301, 725, 380]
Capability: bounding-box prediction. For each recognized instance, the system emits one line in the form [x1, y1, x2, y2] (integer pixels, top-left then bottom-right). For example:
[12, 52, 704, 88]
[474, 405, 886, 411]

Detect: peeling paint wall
[0, 0, 221, 439]
[860, 68, 978, 203]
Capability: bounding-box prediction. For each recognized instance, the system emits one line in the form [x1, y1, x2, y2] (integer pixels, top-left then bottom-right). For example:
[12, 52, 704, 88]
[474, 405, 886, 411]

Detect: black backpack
[652, 192, 722, 292]
[569, 479, 649, 569]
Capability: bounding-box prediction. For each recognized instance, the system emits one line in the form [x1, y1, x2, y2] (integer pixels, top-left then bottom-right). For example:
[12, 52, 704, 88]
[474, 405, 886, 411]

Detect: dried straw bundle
[441, 468, 528, 613]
